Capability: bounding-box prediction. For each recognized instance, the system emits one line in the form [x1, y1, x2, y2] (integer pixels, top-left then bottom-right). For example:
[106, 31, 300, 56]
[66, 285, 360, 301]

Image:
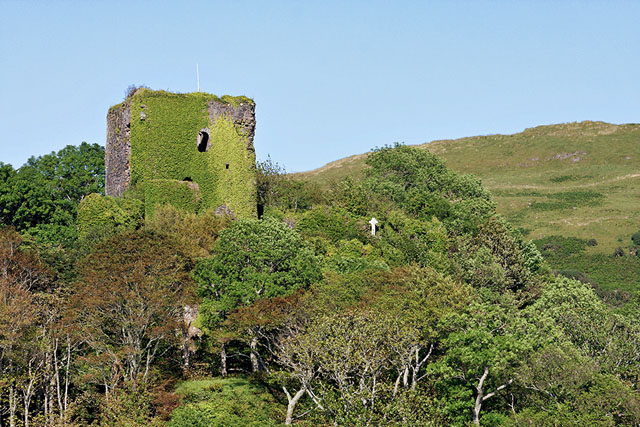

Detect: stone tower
[105, 88, 257, 218]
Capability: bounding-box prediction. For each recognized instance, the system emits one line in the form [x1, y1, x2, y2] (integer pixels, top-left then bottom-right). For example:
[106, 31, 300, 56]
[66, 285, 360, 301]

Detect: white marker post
[196, 63, 200, 92]
[369, 217, 378, 236]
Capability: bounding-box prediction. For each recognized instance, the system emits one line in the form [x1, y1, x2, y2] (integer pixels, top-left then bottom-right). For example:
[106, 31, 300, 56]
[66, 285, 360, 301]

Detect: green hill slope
[297, 121, 640, 292]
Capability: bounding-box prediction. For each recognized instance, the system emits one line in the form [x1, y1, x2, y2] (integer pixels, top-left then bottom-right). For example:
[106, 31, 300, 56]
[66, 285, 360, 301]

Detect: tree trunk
[473, 366, 513, 426]
[64, 336, 71, 417]
[220, 342, 228, 377]
[283, 385, 306, 425]
[393, 371, 402, 397]
[9, 384, 17, 427]
[47, 346, 56, 427]
[54, 338, 63, 421]
[24, 380, 35, 427]
[473, 367, 489, 426]
[182, 337, 191, 369]
[250, 336, 260, 372]
[23, 361, 37, 427]
[402, 366, 409, 388]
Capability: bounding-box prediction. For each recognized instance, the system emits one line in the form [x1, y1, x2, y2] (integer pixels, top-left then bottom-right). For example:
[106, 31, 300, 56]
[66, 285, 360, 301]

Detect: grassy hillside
[297, 121, 640, 292]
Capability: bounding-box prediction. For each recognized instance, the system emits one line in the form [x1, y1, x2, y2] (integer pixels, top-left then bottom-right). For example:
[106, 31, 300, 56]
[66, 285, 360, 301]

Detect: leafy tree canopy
[0, 142, 105, 245]
[70, 229, 194, 392]
[364, 144, 496, 231]
[193, 217, 322, 326]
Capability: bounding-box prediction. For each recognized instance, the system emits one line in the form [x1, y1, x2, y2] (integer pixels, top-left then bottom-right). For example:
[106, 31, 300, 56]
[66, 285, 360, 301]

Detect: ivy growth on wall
[143, 179, 201, 218]
[111, 89, 256, 218]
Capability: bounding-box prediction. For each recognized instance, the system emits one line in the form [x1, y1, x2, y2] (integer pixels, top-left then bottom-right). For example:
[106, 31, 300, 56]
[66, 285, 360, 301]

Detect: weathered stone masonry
[104, 89, 257, 218]
[105, 102, 131, 197]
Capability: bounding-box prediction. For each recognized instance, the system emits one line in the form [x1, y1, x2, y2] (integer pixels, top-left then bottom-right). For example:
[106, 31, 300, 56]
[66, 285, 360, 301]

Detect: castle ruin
[105, 88, 257, 218]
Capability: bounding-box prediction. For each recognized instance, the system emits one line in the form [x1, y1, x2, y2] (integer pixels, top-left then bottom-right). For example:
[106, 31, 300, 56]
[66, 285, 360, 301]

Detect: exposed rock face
[105, 102, 131, 197]
[183, 305, 202, 339]
[214, 204, 235, 218]
[182, 305, 202, 368]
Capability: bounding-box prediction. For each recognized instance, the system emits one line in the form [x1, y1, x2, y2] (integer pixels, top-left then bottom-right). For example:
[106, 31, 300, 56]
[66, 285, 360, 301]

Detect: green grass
[533, 235, 640, 293]
[170, 377, 285, 427]
[296, 121, 640, 291]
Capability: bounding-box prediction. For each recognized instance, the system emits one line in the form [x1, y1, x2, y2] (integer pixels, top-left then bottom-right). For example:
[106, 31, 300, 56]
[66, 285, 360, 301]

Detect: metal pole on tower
[196, 63, 200, 92]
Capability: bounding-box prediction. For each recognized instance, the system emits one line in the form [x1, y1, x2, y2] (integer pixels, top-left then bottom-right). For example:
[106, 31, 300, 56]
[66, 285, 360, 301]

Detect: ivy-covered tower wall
[105, 89, 257, 218]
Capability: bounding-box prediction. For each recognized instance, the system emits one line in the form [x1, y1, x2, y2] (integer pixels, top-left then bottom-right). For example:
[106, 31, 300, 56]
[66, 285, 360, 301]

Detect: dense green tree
[295, 205, 366, 243]
[256, 156, 322, 215]
[452, 216, 546, 295]
[194, 217, 321, 313]
[193, 217, 321, 373]
[527, 278, 640, 380]
[330, 176, 374, 217]
[364, 267, 473, 392]
[364, 144, 495, 231]
[509, 372, 640, 426]
[437, 291, 542, 426]
[321, 238, 388, 274]
[378, 210, 450, 271]
[272, 267, 473, 425]
[0, 143, 105, 245]
[256, 156, 286, 212]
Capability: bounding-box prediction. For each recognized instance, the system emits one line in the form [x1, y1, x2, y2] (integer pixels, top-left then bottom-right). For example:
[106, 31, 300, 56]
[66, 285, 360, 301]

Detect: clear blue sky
[1, 0, 638, 172]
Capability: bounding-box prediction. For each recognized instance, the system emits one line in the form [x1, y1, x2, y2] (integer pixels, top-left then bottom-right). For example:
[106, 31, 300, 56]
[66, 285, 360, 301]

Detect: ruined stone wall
[104, 89, 257, 218]
[207, 100, 256, 152]
[105, 102, 131, 197]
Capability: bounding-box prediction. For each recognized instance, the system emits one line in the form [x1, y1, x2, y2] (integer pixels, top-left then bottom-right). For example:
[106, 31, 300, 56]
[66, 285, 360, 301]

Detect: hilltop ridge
[297, 121, 640, 267]
[298, 121, 639, 182]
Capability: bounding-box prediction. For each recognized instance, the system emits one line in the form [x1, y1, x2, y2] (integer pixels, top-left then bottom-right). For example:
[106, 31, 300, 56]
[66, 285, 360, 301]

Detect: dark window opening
[225, 163, 230, 169]
[197, 129, 210, 152]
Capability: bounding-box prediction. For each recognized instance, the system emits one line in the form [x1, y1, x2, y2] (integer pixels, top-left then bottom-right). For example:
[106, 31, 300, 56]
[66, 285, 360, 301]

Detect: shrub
[169, 378, 284, 427]
[296, 206, 366, 243]
[534, 235, 589, 258]
[556, 269, 594, 284]
[529, 190, 604, 211]
[77, 193, 144, 240]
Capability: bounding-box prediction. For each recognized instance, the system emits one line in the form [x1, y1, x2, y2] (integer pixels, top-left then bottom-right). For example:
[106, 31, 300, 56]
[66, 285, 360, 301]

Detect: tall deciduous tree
[438, 291, 540, 426]
[193, 217, 321, 373]
[528, 278, 640, 381]
[69, 230, 193, 394]
[0, 142, 104, 245]
[364, 144, 495, 231]
[0, 227, 56, 427]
